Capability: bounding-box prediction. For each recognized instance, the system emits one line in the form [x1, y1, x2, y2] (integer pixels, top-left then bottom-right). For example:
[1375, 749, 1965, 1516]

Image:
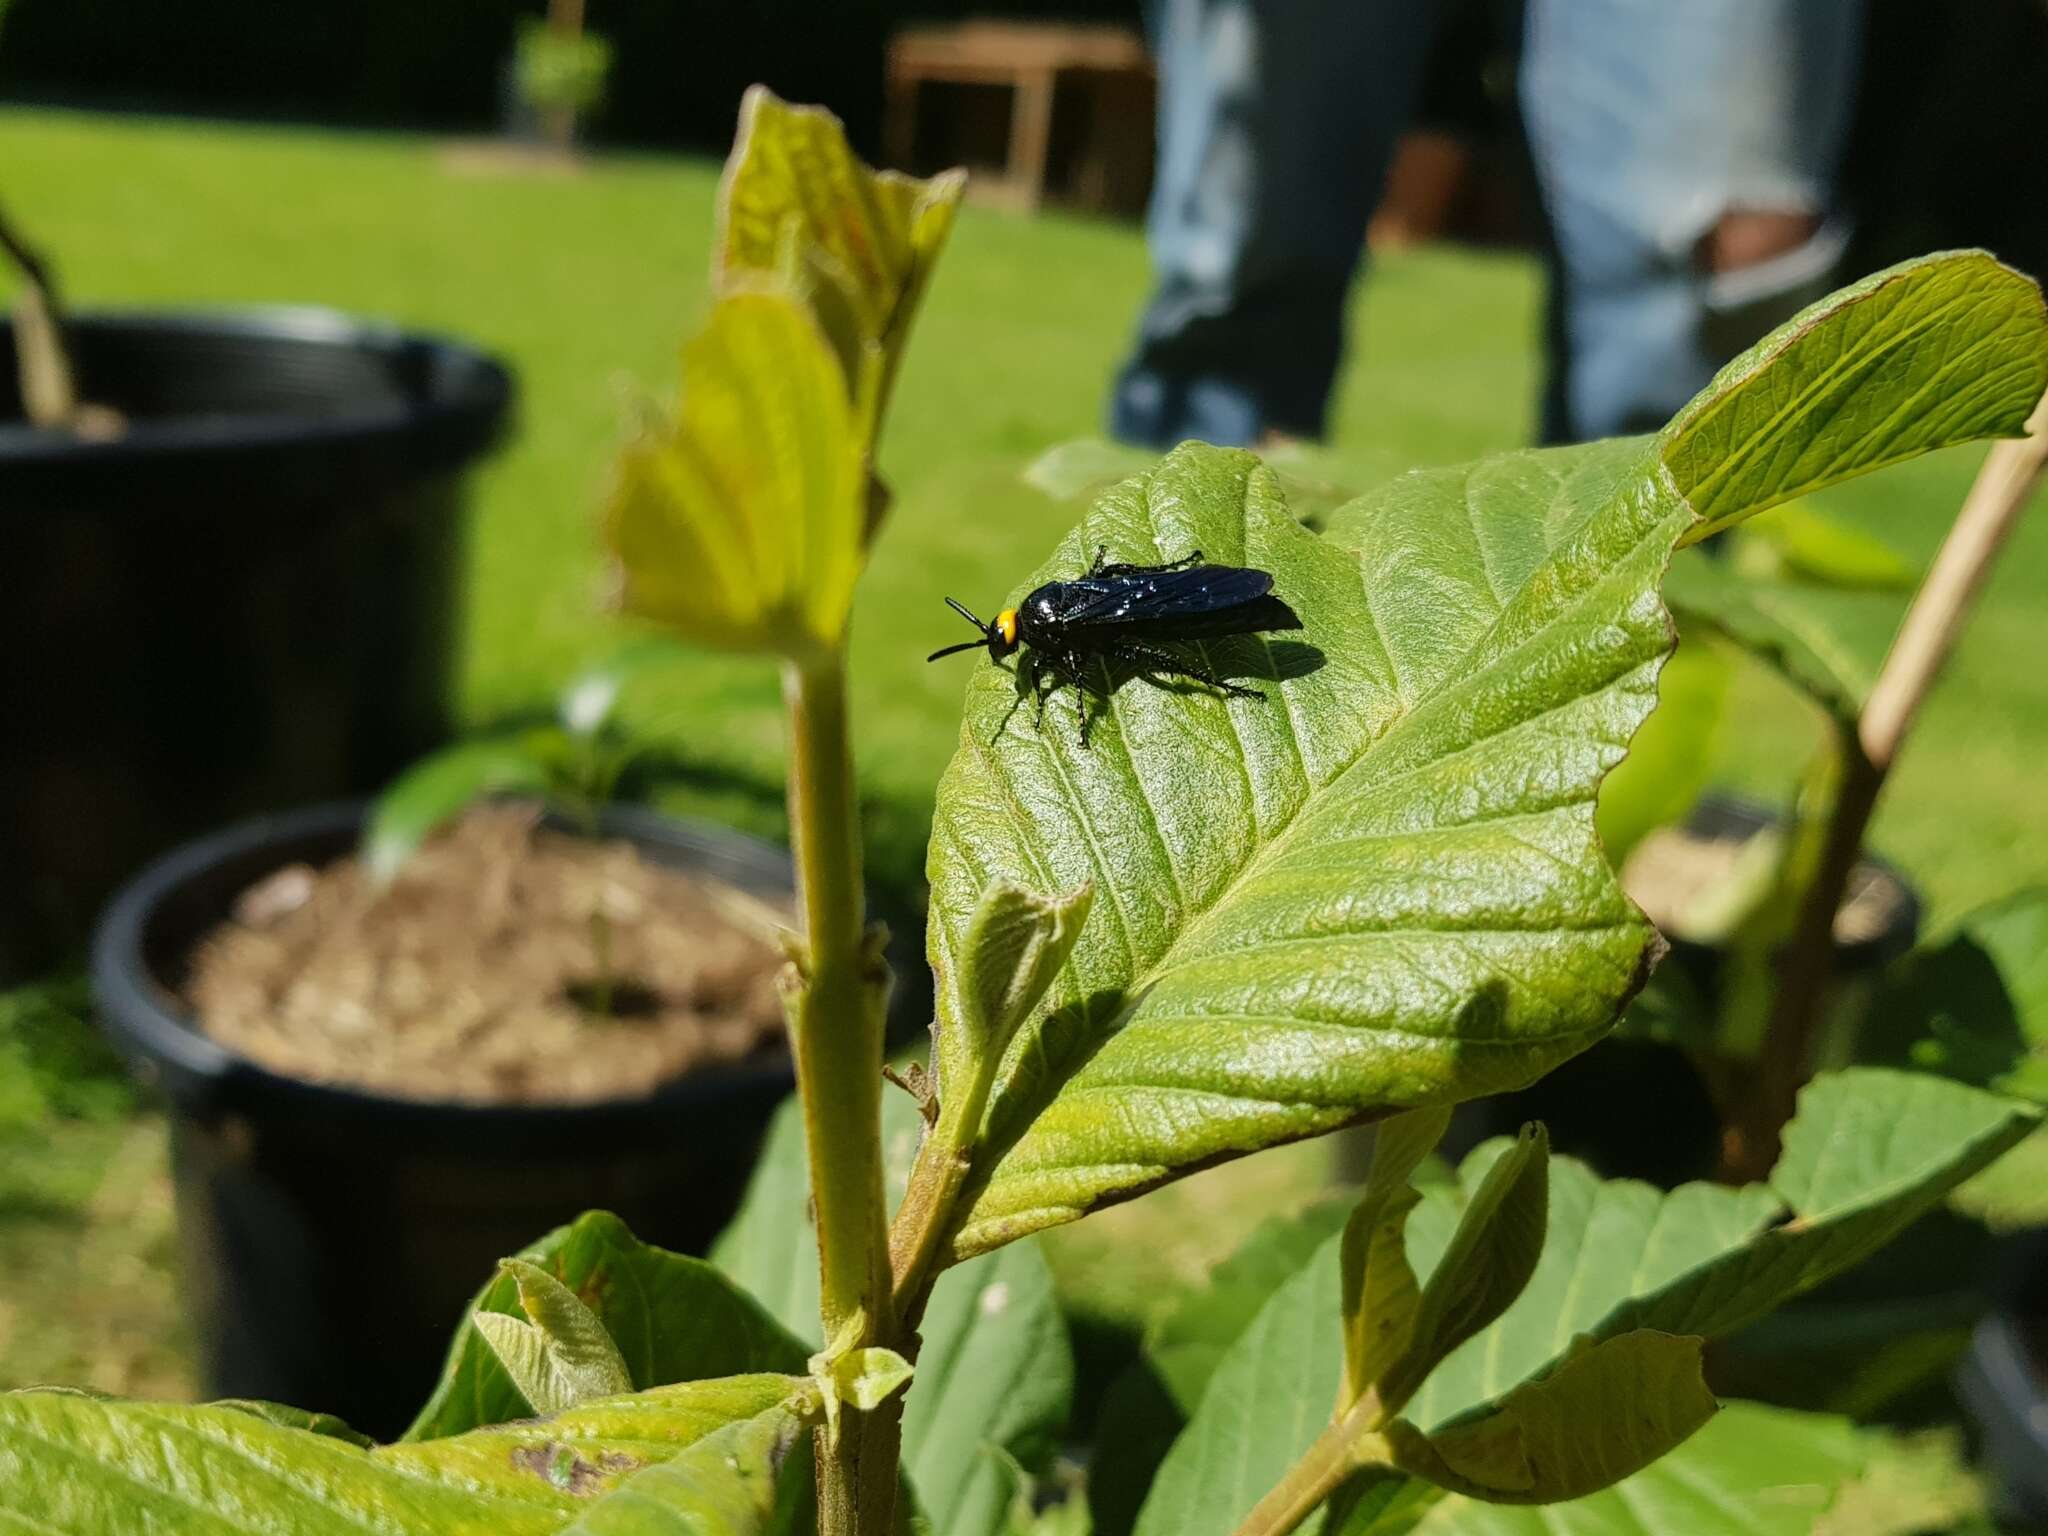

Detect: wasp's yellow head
[928, 597, 1023, 665]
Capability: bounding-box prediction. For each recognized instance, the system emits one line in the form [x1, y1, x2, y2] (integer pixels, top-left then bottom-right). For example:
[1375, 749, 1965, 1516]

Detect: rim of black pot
[0, 307, 513, 499]
[91, 801, 796, 1152]
[1671, 790, 1922, 977]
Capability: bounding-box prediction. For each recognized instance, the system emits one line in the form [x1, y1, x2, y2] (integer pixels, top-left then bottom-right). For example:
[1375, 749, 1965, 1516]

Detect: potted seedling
[511, 0, 612, 156]
[1475, 361, 2048, 1482]
[88, 638, 818, 1438]
[0, 198, 512, 978]
[11, 94, 2048, 1536]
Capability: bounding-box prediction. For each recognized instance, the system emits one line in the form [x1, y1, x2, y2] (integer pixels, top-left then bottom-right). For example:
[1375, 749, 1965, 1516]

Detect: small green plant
[514, 13, 613, 150]
[361, 634, 699, 1020]
[361, 634, 693, 883]
[4, 91, 2045, 1536]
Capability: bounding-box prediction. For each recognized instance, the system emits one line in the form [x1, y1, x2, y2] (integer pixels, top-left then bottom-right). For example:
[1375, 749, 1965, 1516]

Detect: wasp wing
[1047, 564, 1301, 643]
[1054, 564, 1270, 619]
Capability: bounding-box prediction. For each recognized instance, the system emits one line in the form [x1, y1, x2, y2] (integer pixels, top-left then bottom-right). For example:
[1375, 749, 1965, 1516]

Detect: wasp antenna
[926, 639, 987, 663]
[944, 596, 987, 630]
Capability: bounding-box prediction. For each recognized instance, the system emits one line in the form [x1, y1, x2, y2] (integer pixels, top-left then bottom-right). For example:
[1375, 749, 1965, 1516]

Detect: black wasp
[927, 548, 1302, 744]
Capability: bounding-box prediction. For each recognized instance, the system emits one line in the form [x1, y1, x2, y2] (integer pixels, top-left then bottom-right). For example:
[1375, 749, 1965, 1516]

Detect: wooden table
[886, 21, 1154, 213]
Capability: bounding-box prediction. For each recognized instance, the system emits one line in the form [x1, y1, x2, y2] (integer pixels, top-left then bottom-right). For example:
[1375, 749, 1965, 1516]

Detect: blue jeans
[1523, 0, 1865, 439]
[1110, 0, 1866, 448]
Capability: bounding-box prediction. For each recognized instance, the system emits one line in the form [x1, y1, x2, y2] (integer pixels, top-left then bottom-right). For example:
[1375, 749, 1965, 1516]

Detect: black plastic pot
[91, 802, 796, 1439]
[1453, 793, 1922, 1186]
[1958, 1229, 2048, 1527]
[3, 309, 512, 978]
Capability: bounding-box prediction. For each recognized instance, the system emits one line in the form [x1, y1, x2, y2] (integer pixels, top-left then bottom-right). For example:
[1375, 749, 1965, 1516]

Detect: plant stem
[1728, 390, 2048, 1178]
[586, 908, 615, 1020]
[783, 652, 892, 1535]
[1727, 726, 1883, 1179]
[887, 1056, 995, 1316]
[0, 198, 78, 428]
[1230, 1418, 1398, 1536]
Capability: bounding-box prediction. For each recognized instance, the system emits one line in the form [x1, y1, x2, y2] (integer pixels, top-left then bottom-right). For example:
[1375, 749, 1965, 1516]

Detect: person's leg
[1522, 0, 1866, 442]
[1110, 0, 1439, 448]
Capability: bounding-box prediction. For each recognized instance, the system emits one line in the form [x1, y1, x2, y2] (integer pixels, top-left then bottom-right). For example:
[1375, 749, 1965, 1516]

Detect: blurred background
[4, 0, 2048, 1503]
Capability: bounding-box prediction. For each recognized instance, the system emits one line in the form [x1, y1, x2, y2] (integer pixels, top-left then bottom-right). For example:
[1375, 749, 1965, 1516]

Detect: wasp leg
[1029, 652, 1061, 728]
[1064, 654, 1098, 746]
[1085, 547, 1206, 580]
[1038, 647, 1098, 745]
[1017, 648, 1094, 745]
[1120, 641, 1266, 701]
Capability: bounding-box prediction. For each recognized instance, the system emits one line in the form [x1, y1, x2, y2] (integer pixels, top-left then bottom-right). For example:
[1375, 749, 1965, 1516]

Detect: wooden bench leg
[1008, 66, 1056, 211]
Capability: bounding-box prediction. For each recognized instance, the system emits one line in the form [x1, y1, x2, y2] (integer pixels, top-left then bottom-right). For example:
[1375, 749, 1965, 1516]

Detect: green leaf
[711, 1092, 1074, 1536]
[1380, 1331, 1714, 1504]
[606, 283, 867, 658]
[1879, 890, 2048, 1231]
[901, 1238, 1073, 1536]
[1660, 249, 2048, 542]
[1135, 1068, 2030, 1536]
[1737, 499, 1919, 590]
[557, 1402, 808, 1536]
[830, 1348, 914, 1413]
[0, 1374, 799, 1534]
[210, 1397, 376, 1447]
[1406, 1069, 2038, 1429]
[946, 880, 1095, 1111]
[935, 436, 1678, 1260]
[473, 1258, 636, 1415]
[806, 1328, 916, 1451]
[407, 1210, 807, 1441]
[561, 1401, 810, 1536]
[1341, 1108, 1451, 1407]
[1132, 1214, 1348, 1536]
[1594, 640, 1729, 864]
[1611, 962, 1715, 1051]
[1663, 548, 1906, 720]
[561, 633, 697, 739]
[1153, 1198, 1354, 1413]
[712, 1096, 827, 1341]
[363, 737, 554, 883]
[716, 86, 963, 433]
[928, 256, 2046, 1264]
[1339, 1401, 1868, 1535]
[1654, 250, 2046, 719]
[1949, 1121, 2048, 1231]
[1863, 887, 2048, 1102]
[1090, 1200, 1352, 1536]
[1378, 1124, 1547, 1414]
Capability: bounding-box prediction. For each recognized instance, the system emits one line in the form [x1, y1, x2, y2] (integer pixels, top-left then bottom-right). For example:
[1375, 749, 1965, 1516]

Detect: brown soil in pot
[184, 804, 786, 1105]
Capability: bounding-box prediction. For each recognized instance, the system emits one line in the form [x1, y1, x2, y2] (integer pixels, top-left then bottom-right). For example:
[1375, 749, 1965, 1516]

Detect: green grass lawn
[4, 105, 2047, 1389]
